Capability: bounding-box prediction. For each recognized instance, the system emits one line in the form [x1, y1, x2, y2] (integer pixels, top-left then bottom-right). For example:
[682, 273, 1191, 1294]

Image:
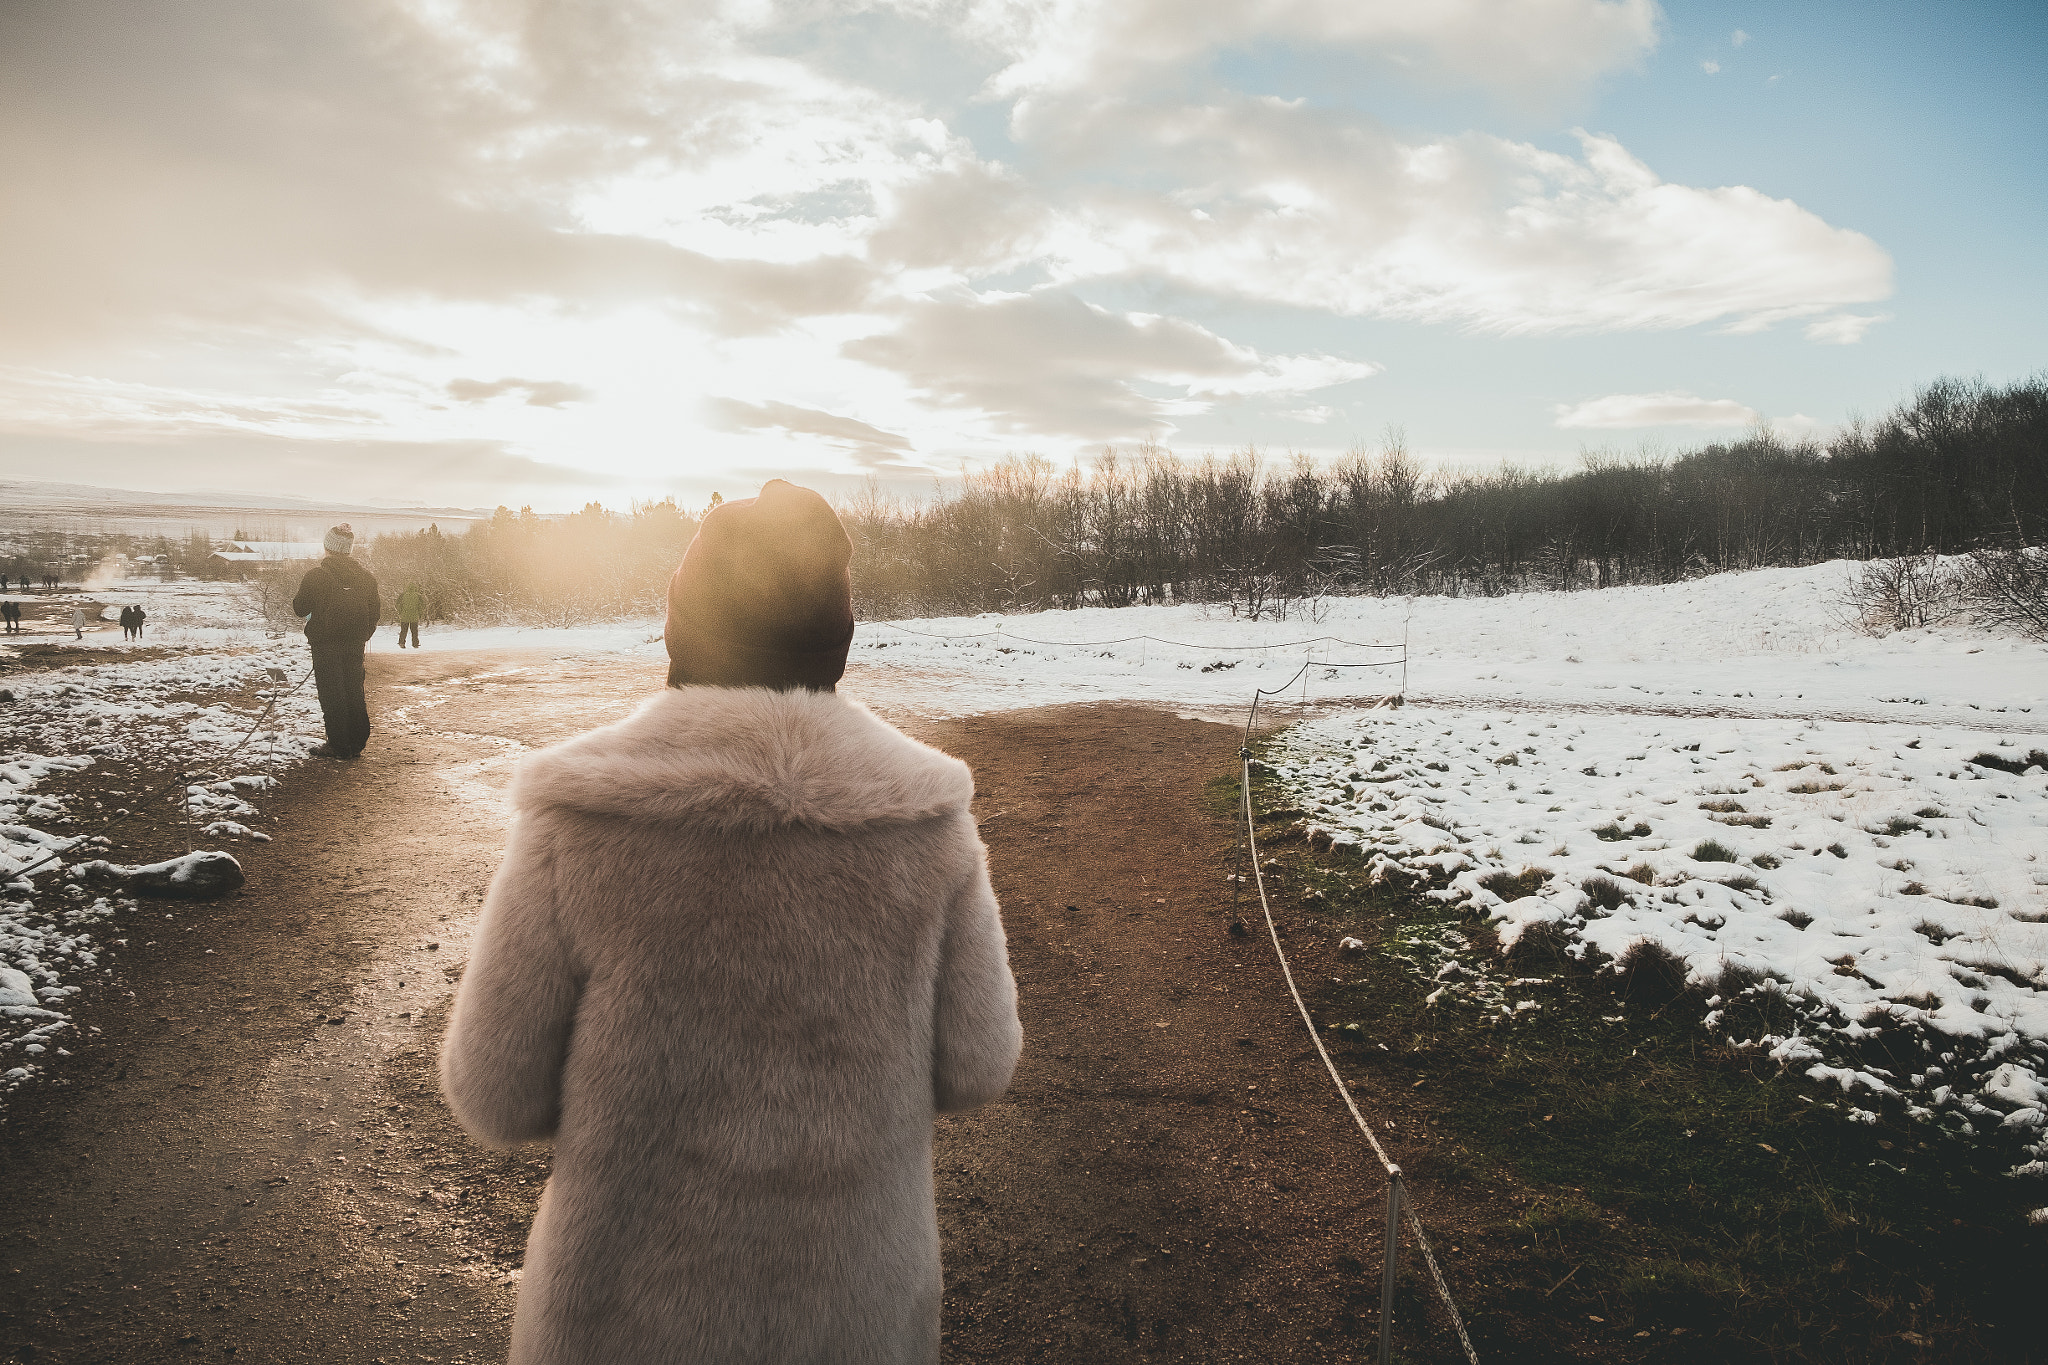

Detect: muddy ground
[0, 649, 1555, 1364]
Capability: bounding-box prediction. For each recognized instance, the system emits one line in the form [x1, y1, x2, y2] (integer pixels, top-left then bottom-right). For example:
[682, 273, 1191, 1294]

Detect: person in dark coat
[441, 480, 1021, 1365]
[131, 604, 146, 640]
[2, 599, 17, 634]
[290, 525, 381, 759]
[118, 606, 135, 640]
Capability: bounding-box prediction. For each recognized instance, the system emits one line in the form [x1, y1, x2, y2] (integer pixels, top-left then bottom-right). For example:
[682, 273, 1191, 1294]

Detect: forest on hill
[845, 374, 2047, 618]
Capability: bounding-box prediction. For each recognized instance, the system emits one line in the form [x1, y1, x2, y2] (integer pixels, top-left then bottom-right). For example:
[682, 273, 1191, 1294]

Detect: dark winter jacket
[441, 685, 1022, 1365]
[291, 555, 382, 646]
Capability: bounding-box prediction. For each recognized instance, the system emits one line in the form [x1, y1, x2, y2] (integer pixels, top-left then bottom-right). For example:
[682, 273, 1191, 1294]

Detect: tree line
[842, 375, 2047, 619]
[351, 499, 699, 627]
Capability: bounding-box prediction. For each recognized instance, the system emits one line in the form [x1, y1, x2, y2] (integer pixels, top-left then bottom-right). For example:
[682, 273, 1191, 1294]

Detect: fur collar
[510, 686, 972, 832]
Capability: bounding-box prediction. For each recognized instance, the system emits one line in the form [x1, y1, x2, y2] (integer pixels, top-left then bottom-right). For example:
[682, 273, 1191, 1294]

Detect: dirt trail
[1, 652, 1493, 1364]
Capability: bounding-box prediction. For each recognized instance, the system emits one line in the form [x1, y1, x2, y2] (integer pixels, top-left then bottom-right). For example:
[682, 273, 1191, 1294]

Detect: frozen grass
[1265, 709, 2048, 1171]
[1232, 765, 2039, 1361]
[0, 582, 325, 1090]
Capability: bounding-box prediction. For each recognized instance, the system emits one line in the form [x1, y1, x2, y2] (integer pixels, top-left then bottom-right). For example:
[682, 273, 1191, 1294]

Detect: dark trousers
[310, 642, 371, 756]
[397, 621, 420, 648]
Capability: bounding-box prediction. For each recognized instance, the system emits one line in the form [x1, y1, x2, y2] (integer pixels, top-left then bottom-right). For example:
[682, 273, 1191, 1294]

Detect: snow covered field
[5, 559, 2044, 1166]
[0, 581, 324, 1090]
[1268, 713, 2048, 1145]
[817, 558, 2048, 1167]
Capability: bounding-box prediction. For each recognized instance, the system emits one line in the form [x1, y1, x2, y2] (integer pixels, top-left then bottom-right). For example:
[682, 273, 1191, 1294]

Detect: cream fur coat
[440, 686, 1022, 1365]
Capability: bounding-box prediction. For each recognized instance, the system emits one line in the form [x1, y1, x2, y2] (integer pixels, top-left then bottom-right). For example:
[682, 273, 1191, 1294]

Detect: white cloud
[1702, 59, 1720, 74]
[952, 0, 1661, 109]
[843, 289, 1376, 438]
[1802, 312, 1890, 345]
[702, 397, 917, 469]
[1016, 111, 1891, 337]
[1554, 391, 1762, 429]
[1732, 29, 1751, 46]
[448, 378, 592, 407]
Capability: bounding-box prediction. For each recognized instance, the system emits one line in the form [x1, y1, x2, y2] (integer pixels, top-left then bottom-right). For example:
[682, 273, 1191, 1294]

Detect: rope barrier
[1239, 668, 1481, 1365]
[3, 663, 314, 884]
[865, 620, 1404, 652]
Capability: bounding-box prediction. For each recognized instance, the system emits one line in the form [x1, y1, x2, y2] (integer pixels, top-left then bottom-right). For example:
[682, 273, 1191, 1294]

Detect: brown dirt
[0, 650, 1539, 1364]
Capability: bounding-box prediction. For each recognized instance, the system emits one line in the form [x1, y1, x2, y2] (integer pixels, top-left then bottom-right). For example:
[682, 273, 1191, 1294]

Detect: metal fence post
[1379, 1165, 1404, 1365]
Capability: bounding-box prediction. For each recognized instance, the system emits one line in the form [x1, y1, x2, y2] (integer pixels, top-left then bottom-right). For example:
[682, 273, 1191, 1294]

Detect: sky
[0, 0, 2042, 512]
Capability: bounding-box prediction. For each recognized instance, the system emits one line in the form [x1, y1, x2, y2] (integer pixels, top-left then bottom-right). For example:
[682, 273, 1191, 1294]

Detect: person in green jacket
[395, 582, 424, 649]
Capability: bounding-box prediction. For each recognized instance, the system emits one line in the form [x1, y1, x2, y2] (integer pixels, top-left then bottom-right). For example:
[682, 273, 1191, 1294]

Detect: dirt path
[1, 653, 1497, 1364]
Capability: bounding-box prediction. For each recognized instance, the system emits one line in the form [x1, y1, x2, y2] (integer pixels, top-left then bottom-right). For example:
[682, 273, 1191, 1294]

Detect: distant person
[67, 606, 84, 640]
[1, 600, 17, 634]
[132, 604, 146, 639]
[118, 606, 135, 641]
[441, 479, 1021, 1365]
[290, 524, 381, 760]
[395, 582, 423, 648]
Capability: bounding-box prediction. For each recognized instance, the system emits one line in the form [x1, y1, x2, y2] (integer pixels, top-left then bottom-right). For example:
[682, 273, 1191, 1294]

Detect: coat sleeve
[932, 818, 1022, 1113]
[289, 566, 321, 620]
[440, 818, 582, 1146]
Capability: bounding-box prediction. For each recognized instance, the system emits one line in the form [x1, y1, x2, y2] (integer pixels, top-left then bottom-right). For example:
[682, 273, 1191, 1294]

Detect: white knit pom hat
[323, 524, 355, 556]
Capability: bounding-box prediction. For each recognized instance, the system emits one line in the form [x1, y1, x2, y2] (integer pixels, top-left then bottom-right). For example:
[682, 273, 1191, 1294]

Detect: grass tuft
[1479, 867, 1551, 901]
[1580, 874, 1631, 912]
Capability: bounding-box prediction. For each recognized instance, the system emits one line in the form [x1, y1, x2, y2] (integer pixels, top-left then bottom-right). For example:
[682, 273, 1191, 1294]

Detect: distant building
[206, 541, 328, 577]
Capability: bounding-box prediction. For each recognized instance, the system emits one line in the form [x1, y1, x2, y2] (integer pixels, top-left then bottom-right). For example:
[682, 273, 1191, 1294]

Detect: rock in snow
[0, 966, 38, 1008]
[71, 851, 245, 900]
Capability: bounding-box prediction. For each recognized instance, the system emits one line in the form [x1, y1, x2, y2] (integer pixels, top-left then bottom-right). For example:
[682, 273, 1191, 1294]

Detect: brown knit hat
[663, 479, 855, 691]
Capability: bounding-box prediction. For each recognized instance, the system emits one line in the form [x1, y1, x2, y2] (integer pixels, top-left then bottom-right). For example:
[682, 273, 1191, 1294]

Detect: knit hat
[323, 524, 355, 556]
[663, 480, 854, 691]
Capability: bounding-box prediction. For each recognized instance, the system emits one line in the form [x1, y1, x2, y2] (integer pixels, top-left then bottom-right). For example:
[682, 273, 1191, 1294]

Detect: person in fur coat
[440, 479, 1022, 1365]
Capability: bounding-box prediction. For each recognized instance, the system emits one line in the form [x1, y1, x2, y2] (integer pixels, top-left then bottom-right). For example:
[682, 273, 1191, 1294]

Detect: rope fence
[1237, 659, 1481, 1365]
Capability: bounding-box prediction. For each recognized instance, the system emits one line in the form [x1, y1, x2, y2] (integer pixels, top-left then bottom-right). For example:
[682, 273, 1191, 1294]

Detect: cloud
[961, 0, 1661, 109]
[1802, 312, 1890, 345]
[447, 378, 593, 407]
[843, 289, 1376, 438]
[0, 0, 897, 358]
[1702, 60, 1720, 74]
[1732, 29, 1751, 46]
[1554, 391, 1762, 429]
[703, 397, 917, 469]
[0, 0, 1898, 495]
[1020, 113, 1893, 338]
[0, 429, 606, 506]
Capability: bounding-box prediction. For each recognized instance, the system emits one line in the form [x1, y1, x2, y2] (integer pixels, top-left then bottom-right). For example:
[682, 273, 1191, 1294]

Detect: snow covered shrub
[1841, 552, 1963, 634]
[1958, 544, 2048, 641]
